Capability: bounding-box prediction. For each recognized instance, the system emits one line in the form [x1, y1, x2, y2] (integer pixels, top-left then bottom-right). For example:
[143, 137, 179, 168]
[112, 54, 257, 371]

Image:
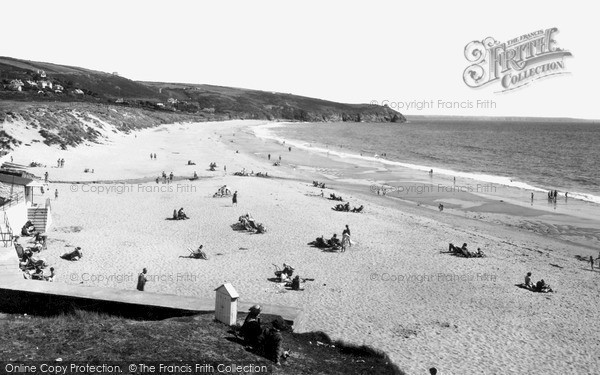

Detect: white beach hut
[214, 283, 239, 325]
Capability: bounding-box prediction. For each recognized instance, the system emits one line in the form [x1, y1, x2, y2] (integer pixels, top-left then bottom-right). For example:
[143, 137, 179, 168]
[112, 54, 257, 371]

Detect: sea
[258, 118, 600, 205]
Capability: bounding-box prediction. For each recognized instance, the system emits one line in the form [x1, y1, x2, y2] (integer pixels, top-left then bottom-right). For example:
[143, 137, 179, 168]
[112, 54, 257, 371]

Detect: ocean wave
[252, 123, 600, 205]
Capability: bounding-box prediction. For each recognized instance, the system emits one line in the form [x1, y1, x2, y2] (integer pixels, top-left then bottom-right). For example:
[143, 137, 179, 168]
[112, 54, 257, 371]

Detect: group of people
[310, 225, 352, 252]
[155, 171, 174, 184]
[332, 202, 364, 213]
[213, 185, 231, 197]
[448, 243, 485, 258]
[238, 305, 288, 365]
[328, 193, 343, 201]
[21, 220, 37, 236]
[172, 207, 189, 220]
[209, 162, 218, 171]
[523, 272, 553, 293]
[233, 169, 268, 177]
[312, 181, 326, 189]
[14, 231, 57, 281]
[149, 153, 157, 159]
[236, 213, 266, 233]
[56, 158, 65, 168]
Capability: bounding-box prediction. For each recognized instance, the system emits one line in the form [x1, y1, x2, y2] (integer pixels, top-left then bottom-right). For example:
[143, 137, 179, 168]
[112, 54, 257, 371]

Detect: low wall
[0, 279, 306, 330]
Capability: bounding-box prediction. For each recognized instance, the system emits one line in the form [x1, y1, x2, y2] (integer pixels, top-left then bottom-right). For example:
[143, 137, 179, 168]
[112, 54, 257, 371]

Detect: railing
[0, 211, 13, 247]
[0, 191, 25, 211]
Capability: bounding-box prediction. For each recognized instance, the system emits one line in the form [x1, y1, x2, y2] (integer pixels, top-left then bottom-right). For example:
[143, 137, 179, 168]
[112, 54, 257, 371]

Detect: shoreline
[241, 122, 600, 251]
[4, 120, 600, 374]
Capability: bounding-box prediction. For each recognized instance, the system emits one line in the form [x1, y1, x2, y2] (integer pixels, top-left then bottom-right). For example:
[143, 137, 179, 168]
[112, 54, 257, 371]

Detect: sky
[1, 0, 598, 119]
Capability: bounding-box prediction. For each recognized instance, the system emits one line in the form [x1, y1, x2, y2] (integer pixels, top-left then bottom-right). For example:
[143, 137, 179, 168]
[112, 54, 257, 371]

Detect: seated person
[44, 267, 56, 282]
[313, 235, 326, 247]
[173, 209, 178, 220]
[29, 241, 44, 253]
[290, 275, 301, 291]
[31, 266, 45, 280]
[328, 234, 341, 248]
[240, 305, 263, 348]
[280, 264, 294, 281]
[449, 243, 468, 253]
[344, 202, 350, 211]
[177, 208, 189, 220]
[21, 221, 36, 236]
[193, 171, 198, 178]
[192, 245, 207, 259]
[535, 279, 546, 292]
[524, 272, 532, 288]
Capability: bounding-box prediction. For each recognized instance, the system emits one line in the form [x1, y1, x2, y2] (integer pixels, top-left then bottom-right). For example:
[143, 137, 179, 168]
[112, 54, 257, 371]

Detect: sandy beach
[6, 120, 600, 374]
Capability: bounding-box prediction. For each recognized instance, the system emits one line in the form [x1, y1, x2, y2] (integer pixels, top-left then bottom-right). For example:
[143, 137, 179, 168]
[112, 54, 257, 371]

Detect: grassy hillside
[0, 56, 405, 123]
[0, 311, 404, 375]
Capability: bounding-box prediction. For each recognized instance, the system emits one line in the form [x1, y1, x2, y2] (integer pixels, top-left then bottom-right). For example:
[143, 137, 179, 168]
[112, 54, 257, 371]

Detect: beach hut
[214, 283, 239, 325]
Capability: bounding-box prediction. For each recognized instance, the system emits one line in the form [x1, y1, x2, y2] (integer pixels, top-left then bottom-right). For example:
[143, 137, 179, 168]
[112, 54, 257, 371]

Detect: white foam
[252, 123, 600, 205]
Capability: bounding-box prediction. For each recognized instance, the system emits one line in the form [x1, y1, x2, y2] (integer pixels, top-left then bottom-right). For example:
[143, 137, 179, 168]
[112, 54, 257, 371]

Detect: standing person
[57, 158, 60, 167]
[288, 146, 291, 152]
[531, 192, 534, 201]
[591, 256, 595, 271]
[278, 155, 281, 162]
[150, 153, 153, 159]
[224, 165, 227, 172]
[44, 171, 49, 183]
[153, 153, 157, 159]
[232, 191, 238, 206]
[268, 154, 271, 160]
[137, 268, 148, 291]
[342, 225, 352, 248]
[169, 172, 174, 181]
[54, 189, 58, 199]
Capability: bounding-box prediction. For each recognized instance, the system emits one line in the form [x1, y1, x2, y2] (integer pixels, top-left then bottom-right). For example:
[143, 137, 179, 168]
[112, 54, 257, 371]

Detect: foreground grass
[0, 311, 403, 375]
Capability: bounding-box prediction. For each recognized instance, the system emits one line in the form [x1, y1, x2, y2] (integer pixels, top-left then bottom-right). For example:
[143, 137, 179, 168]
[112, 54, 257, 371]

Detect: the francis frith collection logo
[463, 27, 572, 92]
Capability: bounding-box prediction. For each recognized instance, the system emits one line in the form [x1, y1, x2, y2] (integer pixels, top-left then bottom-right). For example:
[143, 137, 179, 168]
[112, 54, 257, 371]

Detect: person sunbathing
[61, 247, 83, 261]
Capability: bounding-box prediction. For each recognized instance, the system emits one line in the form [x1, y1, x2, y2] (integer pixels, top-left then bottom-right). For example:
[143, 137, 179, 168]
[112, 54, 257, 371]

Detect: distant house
[112, 72, 119, 76]
[156, 103, 165, 107]
[38, 80, 53, 90]
[73, 89, 84, 95]
[54, 90, 62, 94]
[26, 80, 38, 87]
[54, 84, 64, 91]
[36, 70, 47, 78]
[115, 98, 124, 104]
[167, 98, 178, 105]
[8, 80, 24, 91]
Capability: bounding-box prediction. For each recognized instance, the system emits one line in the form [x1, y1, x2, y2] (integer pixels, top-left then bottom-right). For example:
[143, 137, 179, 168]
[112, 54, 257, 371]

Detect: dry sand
[7, 120, 600, 374]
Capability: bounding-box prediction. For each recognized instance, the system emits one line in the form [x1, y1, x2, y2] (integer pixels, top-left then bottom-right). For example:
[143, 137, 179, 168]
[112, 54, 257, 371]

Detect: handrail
[1, 211, 13, 247]
[0, 191, 25, 211]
